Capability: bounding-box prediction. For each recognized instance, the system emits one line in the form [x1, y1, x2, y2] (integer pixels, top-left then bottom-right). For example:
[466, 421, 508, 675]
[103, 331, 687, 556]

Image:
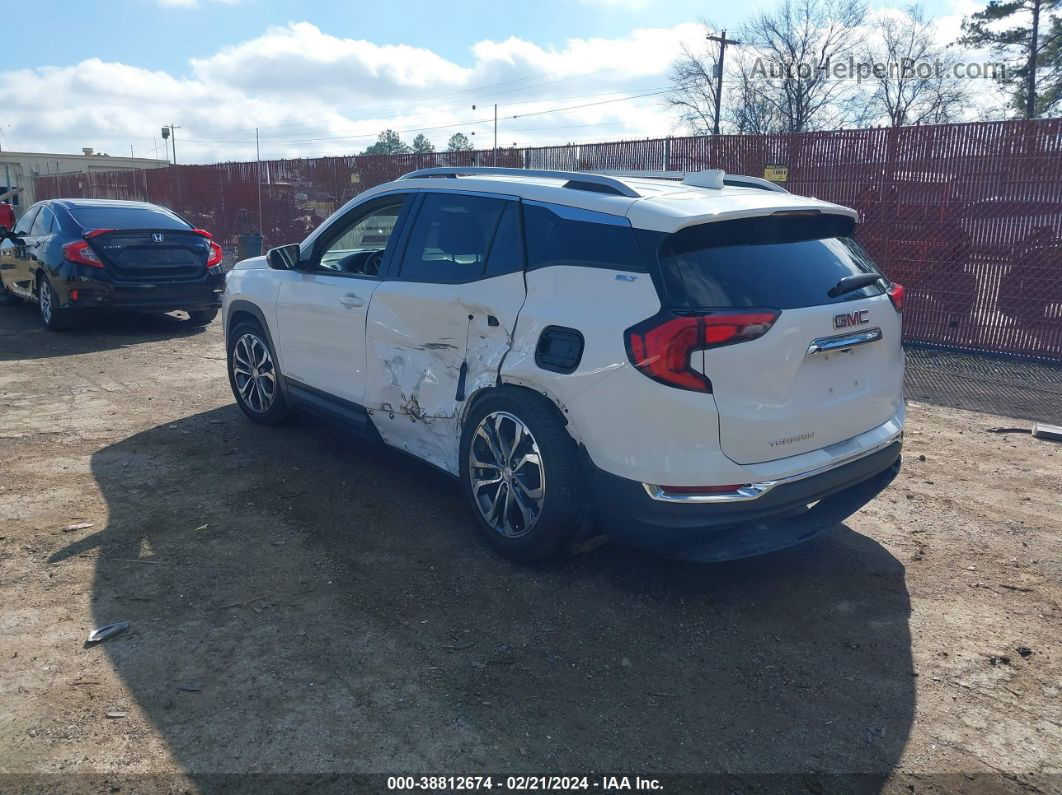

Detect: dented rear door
[364, 192, 526, 472]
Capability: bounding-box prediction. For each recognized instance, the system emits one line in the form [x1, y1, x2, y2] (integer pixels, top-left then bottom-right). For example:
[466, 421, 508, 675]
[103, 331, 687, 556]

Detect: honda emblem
[834, 309, 870, 328]
[152, 233, 164, 243]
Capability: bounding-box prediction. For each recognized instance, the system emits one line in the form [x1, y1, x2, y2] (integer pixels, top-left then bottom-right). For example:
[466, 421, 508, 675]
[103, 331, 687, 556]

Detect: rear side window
[30, 206, 55, 236]
[523, 201, 644, 272]
[399, 193, 509, 283]
[657, 216, 884, 309]
[483, 201, 524, 277]
[67, 204, 190, 231]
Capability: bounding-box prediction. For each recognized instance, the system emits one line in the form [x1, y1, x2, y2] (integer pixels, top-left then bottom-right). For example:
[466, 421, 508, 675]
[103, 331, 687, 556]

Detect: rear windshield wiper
[827, 273, 883, 298]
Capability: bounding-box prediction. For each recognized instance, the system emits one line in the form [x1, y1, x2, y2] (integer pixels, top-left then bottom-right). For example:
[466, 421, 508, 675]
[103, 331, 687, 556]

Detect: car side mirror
[266, 243, 303, 271]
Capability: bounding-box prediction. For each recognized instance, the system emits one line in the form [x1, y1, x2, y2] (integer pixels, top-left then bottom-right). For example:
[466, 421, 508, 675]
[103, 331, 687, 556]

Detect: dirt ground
[0, 302, 1059, 793]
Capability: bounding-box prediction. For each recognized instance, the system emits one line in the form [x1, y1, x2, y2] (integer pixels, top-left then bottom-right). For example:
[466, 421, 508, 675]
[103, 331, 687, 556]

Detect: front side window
[319, 198, 407, 276]
[13, 205, 39, 236]
[399, 193, 510, 283]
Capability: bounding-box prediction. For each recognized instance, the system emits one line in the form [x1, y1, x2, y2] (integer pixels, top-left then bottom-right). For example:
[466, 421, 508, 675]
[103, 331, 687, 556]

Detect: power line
[213, 65, 629, 136]
[178, 85, 685, 148]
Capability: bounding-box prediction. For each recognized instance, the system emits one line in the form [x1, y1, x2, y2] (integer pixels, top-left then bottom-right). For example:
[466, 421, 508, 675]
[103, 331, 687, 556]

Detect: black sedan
[0, 198, 225, 330]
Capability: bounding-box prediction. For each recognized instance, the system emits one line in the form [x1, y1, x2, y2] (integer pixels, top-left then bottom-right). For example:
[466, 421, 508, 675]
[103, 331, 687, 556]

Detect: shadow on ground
[0, 301, 207, 361]
[51, 406, 915, 786]
[905, 346, 1062, 423]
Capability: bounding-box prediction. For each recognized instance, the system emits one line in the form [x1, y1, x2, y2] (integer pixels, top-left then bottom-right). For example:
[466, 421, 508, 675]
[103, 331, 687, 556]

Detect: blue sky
[9, 0, 958, 74]
[0, 0, 980, 162]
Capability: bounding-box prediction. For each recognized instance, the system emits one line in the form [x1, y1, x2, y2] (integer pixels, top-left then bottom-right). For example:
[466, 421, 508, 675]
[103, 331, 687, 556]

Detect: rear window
[67, 205, 190, 231]
[657, 215, 885, 309]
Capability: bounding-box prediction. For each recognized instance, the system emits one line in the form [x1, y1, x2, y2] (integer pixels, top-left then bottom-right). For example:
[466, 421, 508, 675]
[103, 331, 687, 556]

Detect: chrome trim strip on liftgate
[642, 429, 903, 504]
[806, 327, 883, 356]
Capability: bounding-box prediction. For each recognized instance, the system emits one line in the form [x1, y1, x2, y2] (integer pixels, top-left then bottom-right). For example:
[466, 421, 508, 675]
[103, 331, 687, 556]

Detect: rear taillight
[887, 283, 905, 313]
[85, 228, 116, 238]
[194, 228, 223, 270]
[207, 240, 223, 269]
[63, 240, 103, 268]
[625, 309, 780, 392]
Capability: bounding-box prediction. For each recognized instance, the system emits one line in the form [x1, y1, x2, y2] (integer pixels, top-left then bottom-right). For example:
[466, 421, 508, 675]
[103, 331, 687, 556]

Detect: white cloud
[0, 21, 705, 163]
[0, 6, 1012, 165]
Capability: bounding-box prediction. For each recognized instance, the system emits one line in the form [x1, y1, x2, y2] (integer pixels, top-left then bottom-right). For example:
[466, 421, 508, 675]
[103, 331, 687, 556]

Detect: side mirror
[265, 243, 303, 271]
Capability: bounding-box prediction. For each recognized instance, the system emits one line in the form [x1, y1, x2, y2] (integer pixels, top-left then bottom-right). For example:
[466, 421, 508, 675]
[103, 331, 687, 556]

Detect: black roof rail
[398, 167, 641, 198]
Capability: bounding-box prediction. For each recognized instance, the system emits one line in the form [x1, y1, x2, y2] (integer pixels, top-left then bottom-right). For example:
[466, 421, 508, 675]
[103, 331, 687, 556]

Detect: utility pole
[472, 104, 499, 165]
[256, 127, 264, 238]
[161, 123, 181, 165]
[1027, 0, 1041, 119]
[705, 29, 740, 135]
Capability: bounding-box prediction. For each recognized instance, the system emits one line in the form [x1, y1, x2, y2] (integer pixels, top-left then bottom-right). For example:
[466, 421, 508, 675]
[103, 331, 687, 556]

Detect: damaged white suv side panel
[223, 167, 905, 564]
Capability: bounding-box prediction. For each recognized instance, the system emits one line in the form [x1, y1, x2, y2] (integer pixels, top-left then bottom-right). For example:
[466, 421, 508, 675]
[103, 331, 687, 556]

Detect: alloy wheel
[232, 333, 276, 413]
[468, 411, 545, 538]
[38, 282, 52, 324]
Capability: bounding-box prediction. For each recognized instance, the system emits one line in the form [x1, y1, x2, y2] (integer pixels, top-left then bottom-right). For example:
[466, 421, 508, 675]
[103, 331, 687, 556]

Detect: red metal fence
[33, 119, 1062, 360]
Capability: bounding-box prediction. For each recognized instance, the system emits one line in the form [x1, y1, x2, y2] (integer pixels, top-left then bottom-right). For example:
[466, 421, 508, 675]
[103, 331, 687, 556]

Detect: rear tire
[37, 275, 73, 331]
[459, 388, 589, 563]
[227, 320, 289, 425]
[188, 307, 219, 325]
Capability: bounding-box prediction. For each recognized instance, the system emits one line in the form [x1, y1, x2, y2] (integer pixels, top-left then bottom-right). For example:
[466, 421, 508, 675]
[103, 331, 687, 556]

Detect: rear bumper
[583, 439, 902, 561]
[54, 265, 225, 311]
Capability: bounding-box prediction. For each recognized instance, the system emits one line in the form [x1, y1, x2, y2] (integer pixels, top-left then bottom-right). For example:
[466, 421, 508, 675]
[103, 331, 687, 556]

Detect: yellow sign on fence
[763, 165, 788, 183]
[349, 173, 361, 184]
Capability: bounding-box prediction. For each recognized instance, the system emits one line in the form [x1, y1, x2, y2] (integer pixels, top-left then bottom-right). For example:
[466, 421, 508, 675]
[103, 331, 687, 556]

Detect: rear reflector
[63, 240, 103, 268]
[887, 283, 905, 312]
[625, 309, 780, 392]
[659, 484, 745, 495]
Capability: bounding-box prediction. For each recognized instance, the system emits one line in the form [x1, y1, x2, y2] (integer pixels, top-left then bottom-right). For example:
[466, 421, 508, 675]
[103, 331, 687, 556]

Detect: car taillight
[207, 240, 223, 269]
[625, 309, 780, 392]
[194, 229, 223, 270]
[63, 240, 103, 268]
[887, 283, 905, 313]
[85, 228, 116, 238]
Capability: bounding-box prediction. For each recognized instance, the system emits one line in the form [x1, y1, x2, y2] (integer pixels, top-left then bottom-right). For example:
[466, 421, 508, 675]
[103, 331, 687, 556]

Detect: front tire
[459, 388, 589, 563]
[37, 275, 73, 331]
[227, 321, 289, 425]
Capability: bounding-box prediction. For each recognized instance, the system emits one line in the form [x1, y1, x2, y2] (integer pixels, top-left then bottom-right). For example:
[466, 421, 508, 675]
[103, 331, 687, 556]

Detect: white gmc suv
[223, 167, 904, 563]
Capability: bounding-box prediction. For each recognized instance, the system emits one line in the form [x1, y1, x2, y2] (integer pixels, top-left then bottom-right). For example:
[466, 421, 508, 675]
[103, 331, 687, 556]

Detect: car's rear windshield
[67, 205, 191, 231]
[656, 214, 886, 309]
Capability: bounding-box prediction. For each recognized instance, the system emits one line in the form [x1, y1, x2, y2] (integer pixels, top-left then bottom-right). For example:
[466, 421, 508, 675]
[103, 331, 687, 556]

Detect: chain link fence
[33, 118, 1062, 361]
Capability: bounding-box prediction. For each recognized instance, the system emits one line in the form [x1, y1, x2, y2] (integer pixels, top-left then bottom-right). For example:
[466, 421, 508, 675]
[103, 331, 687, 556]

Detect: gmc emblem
[834, 309, 870, 328]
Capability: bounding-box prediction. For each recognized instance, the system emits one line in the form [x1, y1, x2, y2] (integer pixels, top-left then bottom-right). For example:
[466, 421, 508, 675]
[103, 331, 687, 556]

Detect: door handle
[339, 293, 364, 308]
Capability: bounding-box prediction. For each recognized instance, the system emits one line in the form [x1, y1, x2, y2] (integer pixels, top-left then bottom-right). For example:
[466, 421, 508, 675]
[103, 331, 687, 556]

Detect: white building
[0, 148, 169, 217]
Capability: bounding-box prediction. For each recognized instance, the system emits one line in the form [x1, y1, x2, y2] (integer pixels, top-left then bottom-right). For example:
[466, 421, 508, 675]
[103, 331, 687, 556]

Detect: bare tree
[728, 55, 782, 133]
[738, 0, 869, 132]
[863, 5, 969, 126]
[666, 29, 722, 135]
